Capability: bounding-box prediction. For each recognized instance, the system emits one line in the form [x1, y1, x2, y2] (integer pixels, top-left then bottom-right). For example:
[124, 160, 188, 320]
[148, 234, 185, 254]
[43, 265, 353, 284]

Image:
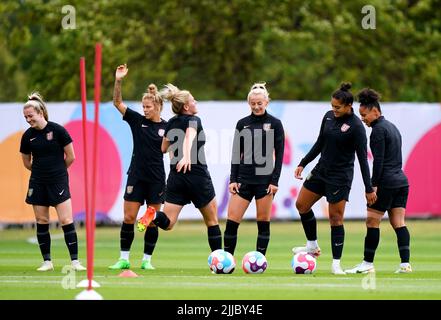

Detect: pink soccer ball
[242, 251, 268, 274]
[291, 252, 317, 274]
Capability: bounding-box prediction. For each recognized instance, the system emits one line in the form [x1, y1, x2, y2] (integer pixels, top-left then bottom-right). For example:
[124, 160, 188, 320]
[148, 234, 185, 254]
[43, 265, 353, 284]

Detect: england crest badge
[341, 123, 350, 132]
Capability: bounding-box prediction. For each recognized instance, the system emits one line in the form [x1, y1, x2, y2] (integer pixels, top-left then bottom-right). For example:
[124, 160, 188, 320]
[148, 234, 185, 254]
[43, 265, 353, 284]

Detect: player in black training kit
[108, 64, 167, 271]
[136, 84, 222, 253]
[224, 83, 284, 258]
[346, 88, 412, 274]
[292, 83, 377, 275]
[20, 92, 86, 272]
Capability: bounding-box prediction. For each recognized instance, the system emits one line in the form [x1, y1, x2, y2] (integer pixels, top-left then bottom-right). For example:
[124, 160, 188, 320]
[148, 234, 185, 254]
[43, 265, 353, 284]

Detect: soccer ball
[291, 252, 317, 274]
[242, 251, 268, 274]
[208, 249, 236, 274]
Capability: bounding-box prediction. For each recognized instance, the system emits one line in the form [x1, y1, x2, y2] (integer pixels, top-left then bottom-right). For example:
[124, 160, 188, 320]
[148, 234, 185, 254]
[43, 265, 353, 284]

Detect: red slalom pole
[89, 43, 101, 290]
[79, 57, 93, 288]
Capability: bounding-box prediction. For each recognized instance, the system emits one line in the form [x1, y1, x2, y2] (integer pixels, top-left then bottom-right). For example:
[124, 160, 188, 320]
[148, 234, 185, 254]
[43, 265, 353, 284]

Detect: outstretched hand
[115, 64, 128, 80]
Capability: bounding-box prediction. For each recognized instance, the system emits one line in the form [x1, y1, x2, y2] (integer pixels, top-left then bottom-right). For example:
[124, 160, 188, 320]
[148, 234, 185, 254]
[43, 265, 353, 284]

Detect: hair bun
[251, 82, 267, 91]
[340, 82, 352, 91]
[248, 82, 270, 101]
[147, 83, 158, 95]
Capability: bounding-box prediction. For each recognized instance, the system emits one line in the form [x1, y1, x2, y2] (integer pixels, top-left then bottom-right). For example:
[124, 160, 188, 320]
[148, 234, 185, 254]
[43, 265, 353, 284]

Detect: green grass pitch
[1, 220, 440, 300]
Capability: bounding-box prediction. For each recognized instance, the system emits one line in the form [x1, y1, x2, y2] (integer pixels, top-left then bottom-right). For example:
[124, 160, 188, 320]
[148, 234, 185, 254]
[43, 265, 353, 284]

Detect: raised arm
[113, 64, 128, 115]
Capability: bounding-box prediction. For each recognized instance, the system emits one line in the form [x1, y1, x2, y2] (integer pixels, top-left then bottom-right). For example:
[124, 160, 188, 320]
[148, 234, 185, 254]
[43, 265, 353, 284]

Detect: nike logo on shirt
[30, 137, 36, 141]
[59, 190, 65, 195]
[142, 124, 148, 127]
[243, 125, 250, 128]
[332, 189, 340, 195]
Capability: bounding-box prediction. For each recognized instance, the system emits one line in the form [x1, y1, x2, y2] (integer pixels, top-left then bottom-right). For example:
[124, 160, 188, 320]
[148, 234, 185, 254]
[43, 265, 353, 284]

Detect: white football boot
[71, 260, 87, 271]
[331, 260, 346, 275]
[345, 261, 375, 274]
[395, 263, 412, 273]
[292, 245, 321, 258]
[37, 260, 54, 272]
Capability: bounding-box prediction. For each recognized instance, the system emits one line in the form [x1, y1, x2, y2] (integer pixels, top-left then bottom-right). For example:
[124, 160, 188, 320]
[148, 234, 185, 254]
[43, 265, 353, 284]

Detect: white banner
[1, 101, 440, 223]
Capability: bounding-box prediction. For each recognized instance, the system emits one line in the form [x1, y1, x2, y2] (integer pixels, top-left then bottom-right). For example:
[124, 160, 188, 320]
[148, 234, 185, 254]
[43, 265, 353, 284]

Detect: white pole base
[76, 279, 101, 288]
[75, 289, 103, 300]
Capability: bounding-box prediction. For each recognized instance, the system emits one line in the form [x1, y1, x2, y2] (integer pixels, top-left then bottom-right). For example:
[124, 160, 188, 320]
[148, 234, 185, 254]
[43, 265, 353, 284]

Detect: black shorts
[123, 176, 165, 204]
[303, 172, 350, 204]
[26, 178, 71, 207]
[368, 186, 409, 212]
[165, 172, 216, 209]
[237, 183, 271, 202]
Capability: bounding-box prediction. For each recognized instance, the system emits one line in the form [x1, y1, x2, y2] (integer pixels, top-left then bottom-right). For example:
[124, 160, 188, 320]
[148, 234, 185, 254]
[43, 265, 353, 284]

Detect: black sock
[395, 226, 410, 263]
[144, 226, 158, 255]
[153, 211, 170, 230]
[36, 223, 51, 261]
[224, 219, 240, 255]
[207, 225, 222, 251]
[300, 210, 317, 241]
[331, 225, 345, 259]
[120, 222, 134, 252]
[62, 223, 78, 261]
[256, 221, 270, 256]
[364, 227, 380, 263]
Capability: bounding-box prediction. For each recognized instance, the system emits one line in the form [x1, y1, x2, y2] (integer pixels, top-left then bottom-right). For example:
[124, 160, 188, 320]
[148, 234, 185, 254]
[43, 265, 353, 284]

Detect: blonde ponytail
[159, 83, 191, 114]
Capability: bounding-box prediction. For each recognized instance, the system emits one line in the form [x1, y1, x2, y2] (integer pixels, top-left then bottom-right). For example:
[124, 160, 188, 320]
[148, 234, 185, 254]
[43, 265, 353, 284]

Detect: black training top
[299, 109, 373, 193]
[230, 111, 285, 186]
[20, 121, 72, 184]
[164, 114, 209, 176]
[124, 107, 167, 183]
[369, 116, 409, 188]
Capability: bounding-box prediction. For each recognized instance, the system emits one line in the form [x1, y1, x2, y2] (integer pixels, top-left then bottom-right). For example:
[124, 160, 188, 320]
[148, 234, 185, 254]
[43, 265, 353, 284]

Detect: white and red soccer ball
[291, 252, 317, 274]
[242, 251, 268, 274]
[208, 249, 236, 274]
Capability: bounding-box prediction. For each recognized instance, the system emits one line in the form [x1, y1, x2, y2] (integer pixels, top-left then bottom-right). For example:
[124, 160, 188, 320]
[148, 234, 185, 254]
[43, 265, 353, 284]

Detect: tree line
[1, 0, 440, 102]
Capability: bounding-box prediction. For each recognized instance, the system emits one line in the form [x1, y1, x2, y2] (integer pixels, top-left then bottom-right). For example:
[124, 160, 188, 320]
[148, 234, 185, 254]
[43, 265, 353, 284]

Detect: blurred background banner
[1, 101, 440, 224]
[1, 0, 441, 223]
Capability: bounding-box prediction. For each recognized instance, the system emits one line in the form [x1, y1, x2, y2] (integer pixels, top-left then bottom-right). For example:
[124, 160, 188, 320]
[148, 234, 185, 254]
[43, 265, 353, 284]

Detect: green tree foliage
[0, 0, 440, 102]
